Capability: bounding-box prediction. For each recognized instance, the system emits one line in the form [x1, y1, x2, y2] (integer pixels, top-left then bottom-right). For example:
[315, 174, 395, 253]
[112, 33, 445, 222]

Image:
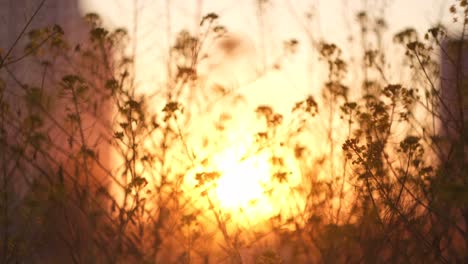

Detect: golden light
[212, 148, 272, 212]
[183, 133, 306, 227]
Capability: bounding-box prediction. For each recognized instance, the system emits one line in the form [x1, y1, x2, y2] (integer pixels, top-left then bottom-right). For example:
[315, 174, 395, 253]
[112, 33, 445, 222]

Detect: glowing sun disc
[215, 154, 270, 209]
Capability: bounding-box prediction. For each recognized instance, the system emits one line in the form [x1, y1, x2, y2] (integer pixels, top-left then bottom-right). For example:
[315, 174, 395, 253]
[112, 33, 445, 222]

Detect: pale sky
[79, 0, 452, 115]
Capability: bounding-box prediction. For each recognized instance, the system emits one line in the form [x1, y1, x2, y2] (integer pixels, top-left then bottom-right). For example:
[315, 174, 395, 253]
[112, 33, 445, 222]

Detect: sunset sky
[77, 0, 456, 218]
[80, 0, 451, 115]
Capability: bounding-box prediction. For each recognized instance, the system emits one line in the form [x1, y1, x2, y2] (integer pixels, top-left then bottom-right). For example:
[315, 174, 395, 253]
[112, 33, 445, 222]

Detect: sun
[184, 135, 305, 226]
[214, 151, 271, 210]
[185, 143, 276, 220]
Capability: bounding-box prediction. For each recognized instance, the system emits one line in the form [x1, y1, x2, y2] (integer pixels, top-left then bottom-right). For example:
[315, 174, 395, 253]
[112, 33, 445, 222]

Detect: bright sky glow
[79, 0, 452, 223]
[213, 148, 271, 210]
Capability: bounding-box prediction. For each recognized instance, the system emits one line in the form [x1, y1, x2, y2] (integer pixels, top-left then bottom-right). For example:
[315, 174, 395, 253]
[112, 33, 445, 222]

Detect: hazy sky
[79, 0, 452, 114]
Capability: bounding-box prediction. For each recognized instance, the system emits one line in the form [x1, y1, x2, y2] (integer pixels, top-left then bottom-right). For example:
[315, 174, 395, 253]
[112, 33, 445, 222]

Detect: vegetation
[0, 0, 466, 263]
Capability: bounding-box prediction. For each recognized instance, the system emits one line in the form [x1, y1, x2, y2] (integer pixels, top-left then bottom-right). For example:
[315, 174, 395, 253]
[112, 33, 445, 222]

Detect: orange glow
[212, 147, 273, 213]
[184, 134, 305, 226]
